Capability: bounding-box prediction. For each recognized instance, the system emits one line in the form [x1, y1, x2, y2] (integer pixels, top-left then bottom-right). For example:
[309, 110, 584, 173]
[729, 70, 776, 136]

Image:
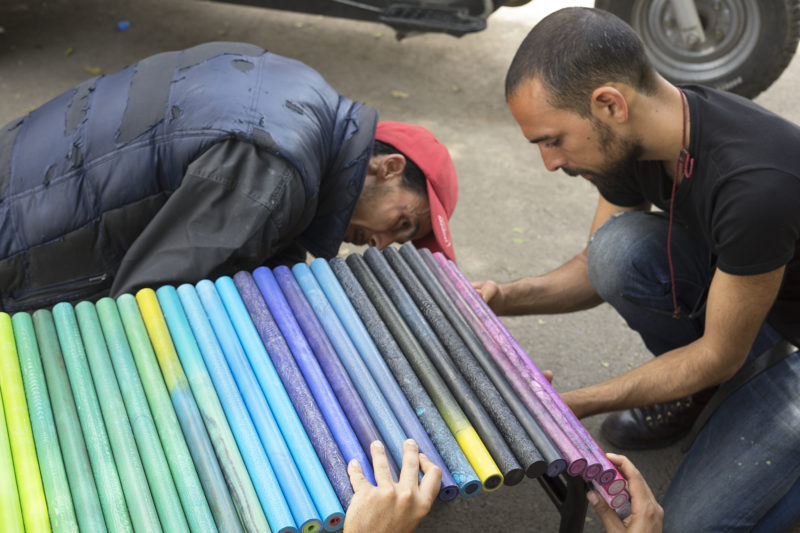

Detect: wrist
[560, 389, 592, 419]
[499, 278, 539, 315]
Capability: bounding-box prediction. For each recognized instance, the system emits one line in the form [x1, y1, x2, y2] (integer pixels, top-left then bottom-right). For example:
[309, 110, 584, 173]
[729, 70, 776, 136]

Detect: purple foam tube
[382, 247, 544, 485]
[221, 274, 341, 532]
[362, 247, 523, 486]
[431, 253, 605, 473]
[432, 252, 625, 489]
[304, 260, 410, 475]
[271, 266, 375, 490]
[400, 244, 566, 478]
[344, 254, 502, 493]
[281, 264, 396, 480]
[244, 267, 353, 515]
[326, 257, 461, 501]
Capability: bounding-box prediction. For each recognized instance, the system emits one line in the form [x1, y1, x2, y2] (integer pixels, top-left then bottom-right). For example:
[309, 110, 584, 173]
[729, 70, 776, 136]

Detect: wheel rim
[631, 0, 761, 83]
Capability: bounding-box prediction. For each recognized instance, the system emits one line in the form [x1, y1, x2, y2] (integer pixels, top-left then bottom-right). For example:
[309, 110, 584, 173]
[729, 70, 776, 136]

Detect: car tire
[595, 0, 800, 98]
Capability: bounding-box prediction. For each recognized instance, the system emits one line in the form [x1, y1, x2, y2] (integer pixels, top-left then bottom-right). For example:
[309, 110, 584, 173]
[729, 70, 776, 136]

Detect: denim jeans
[587, 211, 800, 532]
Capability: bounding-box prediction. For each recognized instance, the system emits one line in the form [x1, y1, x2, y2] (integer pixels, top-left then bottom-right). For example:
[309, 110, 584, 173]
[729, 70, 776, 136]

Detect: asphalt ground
[2, 0, 799, 531]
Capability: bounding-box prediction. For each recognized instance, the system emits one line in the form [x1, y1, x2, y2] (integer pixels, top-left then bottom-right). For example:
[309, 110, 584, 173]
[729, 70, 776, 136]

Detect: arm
[588, 453, 663, 533]
[344, 440, 441, 533]
[475, 195, 648, 315]
[111, 140, 309, 295]
[562, 265, 785, 418]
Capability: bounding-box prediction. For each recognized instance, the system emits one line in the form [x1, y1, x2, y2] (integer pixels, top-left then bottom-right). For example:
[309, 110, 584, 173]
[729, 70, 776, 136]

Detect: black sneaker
[600, 388, 717, 450]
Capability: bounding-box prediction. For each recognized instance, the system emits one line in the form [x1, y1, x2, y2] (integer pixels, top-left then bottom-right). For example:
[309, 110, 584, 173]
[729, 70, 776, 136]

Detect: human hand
[471, 280, 506, 313]
[587, 453, 663, 533]
[344, 440, 442, 533]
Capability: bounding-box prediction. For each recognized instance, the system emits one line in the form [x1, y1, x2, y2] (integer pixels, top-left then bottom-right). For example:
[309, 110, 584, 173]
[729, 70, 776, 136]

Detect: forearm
[562, 267, 785, 418]
[496, 250, 603, 315]
[487, 196, 643, 317]
[561, 339, 746, 418]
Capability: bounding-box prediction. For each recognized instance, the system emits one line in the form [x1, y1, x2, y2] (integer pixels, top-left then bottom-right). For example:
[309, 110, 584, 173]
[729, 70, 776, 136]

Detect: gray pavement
[2, 0, 799, 531]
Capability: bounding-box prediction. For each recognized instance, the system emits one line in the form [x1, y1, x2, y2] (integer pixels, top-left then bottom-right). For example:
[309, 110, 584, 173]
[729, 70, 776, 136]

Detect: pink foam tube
[605, 473, 628, 496]
[435, 253, 624, 491]
[424, 256, 588, 475]
[591, 481, 631, 516]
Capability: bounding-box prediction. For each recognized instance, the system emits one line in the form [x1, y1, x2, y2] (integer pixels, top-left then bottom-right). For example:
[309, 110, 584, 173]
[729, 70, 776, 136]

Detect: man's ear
[377, 153, 407, 182]
[590, 85, 629, 124]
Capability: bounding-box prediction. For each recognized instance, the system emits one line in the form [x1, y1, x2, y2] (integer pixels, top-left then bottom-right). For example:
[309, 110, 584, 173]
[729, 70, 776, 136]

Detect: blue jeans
[587, 211, 800, 532]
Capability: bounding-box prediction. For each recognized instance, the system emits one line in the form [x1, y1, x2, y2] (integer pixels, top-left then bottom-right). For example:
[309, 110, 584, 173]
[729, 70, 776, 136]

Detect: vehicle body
[214, 0, 800, 99]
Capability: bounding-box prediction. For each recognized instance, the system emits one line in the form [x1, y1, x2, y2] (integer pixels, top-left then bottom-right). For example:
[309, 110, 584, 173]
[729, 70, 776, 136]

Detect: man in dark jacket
[0, 42, 458, 312]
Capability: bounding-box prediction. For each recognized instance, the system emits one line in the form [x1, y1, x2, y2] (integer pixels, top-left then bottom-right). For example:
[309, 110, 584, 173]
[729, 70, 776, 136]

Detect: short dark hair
[505, 7, 659, 116]
[371, 140, 428, 196]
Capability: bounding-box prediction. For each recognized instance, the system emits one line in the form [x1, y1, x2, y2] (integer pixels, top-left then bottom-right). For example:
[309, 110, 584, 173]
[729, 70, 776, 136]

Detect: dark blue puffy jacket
[0, 42, 377, 311]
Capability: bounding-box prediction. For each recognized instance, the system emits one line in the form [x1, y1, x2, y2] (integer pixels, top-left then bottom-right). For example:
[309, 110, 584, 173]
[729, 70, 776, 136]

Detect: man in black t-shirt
[475, 7, 800, 532]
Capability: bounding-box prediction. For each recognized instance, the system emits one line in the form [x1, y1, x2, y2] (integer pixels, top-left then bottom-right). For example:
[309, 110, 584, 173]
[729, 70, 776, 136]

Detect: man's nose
[369, 231, 394, 250]
[540, 147, 565, 172]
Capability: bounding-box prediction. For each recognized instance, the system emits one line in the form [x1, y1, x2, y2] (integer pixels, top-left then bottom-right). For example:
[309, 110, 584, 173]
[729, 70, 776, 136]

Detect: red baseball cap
[375, 121, 458, 261]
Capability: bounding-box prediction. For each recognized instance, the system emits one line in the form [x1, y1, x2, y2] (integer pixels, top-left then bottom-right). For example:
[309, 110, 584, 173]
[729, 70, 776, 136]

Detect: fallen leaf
[83, 66, 102, 75]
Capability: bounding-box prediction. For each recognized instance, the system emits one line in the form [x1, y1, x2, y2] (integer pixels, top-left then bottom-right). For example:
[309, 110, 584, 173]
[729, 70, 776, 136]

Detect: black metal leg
[537, 474, 588, 533]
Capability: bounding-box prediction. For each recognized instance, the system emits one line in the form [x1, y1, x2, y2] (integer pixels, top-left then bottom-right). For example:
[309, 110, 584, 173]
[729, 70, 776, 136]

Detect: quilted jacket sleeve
[110, 139, 312, 296]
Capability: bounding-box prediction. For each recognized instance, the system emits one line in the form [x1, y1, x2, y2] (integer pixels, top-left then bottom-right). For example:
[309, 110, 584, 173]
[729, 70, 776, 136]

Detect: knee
[587, 212, 654, 301]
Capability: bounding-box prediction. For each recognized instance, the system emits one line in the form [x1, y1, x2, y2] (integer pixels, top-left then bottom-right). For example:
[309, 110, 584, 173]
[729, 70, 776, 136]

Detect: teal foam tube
[194, 280, 298, 533]
[0, 312, 50, 532]
[53, 302, 133, 533]
[216, 276, 330, 533]
[296, 261, 408, 471]
[156, 286, 270, 533]
[116, 294, 217, 533]
[135, 288, 242, 533]
[32, 309, 105, 532]
[178, 283, 290, 533]
[95, 298, 190, 533]
[236, 270, 345, 529]
[12, 312, 79, 532]
[75, 301, 162, 533]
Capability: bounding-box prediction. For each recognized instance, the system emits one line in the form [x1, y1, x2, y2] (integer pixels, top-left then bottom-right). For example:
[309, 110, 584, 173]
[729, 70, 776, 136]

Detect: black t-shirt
[597, 85, 800, 338]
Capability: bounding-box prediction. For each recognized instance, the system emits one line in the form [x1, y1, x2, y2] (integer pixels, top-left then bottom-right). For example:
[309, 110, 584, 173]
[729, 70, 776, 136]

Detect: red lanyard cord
[668, 88, 695, 318]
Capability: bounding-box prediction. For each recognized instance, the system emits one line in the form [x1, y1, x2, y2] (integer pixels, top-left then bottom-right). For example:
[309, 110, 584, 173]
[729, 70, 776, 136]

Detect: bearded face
[560, 118, 643, 190]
